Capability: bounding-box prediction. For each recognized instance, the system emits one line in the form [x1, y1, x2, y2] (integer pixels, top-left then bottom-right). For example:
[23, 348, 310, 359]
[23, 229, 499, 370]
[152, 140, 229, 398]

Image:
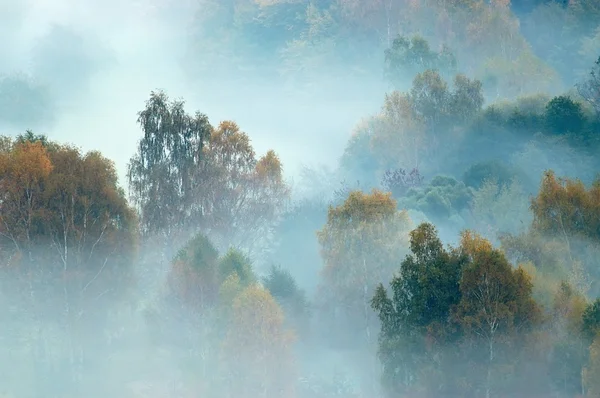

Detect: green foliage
[462, 160, 521, 189]
[399, 175, 472, 222]
[544, 95, 587, 134]
[582, 299, 600, 341]
[218, 248, 256, 286]
[174, 233, 219, 273]
[384, 35, 457, 88]
[127, 90, 212, 237]
[263, 264, 302, 301]
[372, 224, 542, 397]
[263, 264, 310, 337]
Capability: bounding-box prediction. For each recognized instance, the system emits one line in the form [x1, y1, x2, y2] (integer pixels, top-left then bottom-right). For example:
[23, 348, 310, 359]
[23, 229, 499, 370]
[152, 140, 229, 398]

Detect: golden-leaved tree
[503, 170, 600, 296]
[201, 121, 290, 254]
[317, 189, 412, 347]
[455, 231, 542, 398]
[0, 132, 138, 394]
[220, 285, 296, 398]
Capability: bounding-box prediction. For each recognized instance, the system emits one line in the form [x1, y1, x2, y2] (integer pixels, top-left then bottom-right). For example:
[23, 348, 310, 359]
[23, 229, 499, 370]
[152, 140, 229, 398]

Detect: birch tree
[455, 231, 541, 398]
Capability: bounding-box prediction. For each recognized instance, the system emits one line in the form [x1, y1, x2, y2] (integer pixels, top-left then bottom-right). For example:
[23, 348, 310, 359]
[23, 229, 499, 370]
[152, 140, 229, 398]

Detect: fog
[1, 0, 600, 397]
[1, 0, 387, 186]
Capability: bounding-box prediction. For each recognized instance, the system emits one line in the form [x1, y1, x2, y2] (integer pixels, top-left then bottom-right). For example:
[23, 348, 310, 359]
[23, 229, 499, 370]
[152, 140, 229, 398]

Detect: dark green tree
[371, 223, 467, 396]
[263, 264, 310, 338]
[544, 95, 586, 134]
[582, 299, 600, 342]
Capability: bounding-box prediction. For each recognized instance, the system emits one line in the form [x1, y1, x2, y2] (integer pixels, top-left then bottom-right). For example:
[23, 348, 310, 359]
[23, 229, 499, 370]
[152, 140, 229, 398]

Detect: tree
[369, 91, 427, 171]
[263, 264, 310, 339]
[167, 233, 220, 311]
[381, 167, 424, 198]
[371, 223, 468, 396]
[0, 134, 138, 393]
[167, 233, 257, 313]
[584, 334, 600, 396]
[316, 189, 412, 350]
[454, 231, 542, 398]
[462, 160, 521, 190]
[469, 178, 532, 241]
[548, 282, 590, 397]
[201, 121, 290, 254]
[544, 95, 587, 135]
[530, 170, 600, 242]
[398, 175, 473, 224]
[220, 285, 296, 398]
[582, 299, 600, 342]
[127, 90, 212, 239]
[384, 35, 457, 89]
[577, 55, 600, 116]
[0, 139, 53, 261]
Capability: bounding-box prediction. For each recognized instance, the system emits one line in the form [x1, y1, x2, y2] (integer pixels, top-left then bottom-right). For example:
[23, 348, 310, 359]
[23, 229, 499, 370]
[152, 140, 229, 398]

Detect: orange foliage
[531, 170, 600, 240]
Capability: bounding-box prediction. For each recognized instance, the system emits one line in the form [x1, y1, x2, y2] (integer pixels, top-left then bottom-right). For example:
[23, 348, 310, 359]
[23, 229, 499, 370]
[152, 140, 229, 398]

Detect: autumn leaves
[0, 132, 136, 284]
[127, 91, 289, 256]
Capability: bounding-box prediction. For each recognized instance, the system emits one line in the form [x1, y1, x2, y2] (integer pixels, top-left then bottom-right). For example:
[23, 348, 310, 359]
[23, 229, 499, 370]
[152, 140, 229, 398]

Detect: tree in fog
[220, 285, 297, 398]
[201, 121, 290, 253]
[0, 133, 138, 394]
[372, 223, 468, 396]
[384, 35, 457, 88]
[128, 92, 289, 255]
[127, 90, 211, 239]
[373, 224, 542, 397]
[317, 189, 412, 348]
[455, 231, 541, 398]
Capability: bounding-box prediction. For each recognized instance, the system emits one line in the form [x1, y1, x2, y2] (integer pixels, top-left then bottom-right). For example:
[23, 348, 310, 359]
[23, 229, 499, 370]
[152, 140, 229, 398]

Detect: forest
[1, 0, 600, 397]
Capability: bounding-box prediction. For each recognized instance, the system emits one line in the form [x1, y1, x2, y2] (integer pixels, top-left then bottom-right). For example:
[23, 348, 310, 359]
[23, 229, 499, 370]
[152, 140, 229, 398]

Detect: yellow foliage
[221, 284, 296, 397]
[531, 170, 600, 241]
[0, 141, 53, 187]
[218, 273, 243, 309]
[460, 229, 494, 257]
[519, 261, 560, 310]
[256, 150, 283, 181]
[327, 189, 398, 225]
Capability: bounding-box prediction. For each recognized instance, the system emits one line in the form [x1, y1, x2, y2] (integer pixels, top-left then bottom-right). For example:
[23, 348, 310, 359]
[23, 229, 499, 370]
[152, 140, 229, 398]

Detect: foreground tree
[372, 224, 542, 397]
[372, 223, 468, 396]
[456, 231, 542, 398]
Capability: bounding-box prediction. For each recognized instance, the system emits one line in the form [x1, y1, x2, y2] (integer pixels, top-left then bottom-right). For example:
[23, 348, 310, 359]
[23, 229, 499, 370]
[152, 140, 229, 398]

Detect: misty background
[1, 0, 600, 397]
